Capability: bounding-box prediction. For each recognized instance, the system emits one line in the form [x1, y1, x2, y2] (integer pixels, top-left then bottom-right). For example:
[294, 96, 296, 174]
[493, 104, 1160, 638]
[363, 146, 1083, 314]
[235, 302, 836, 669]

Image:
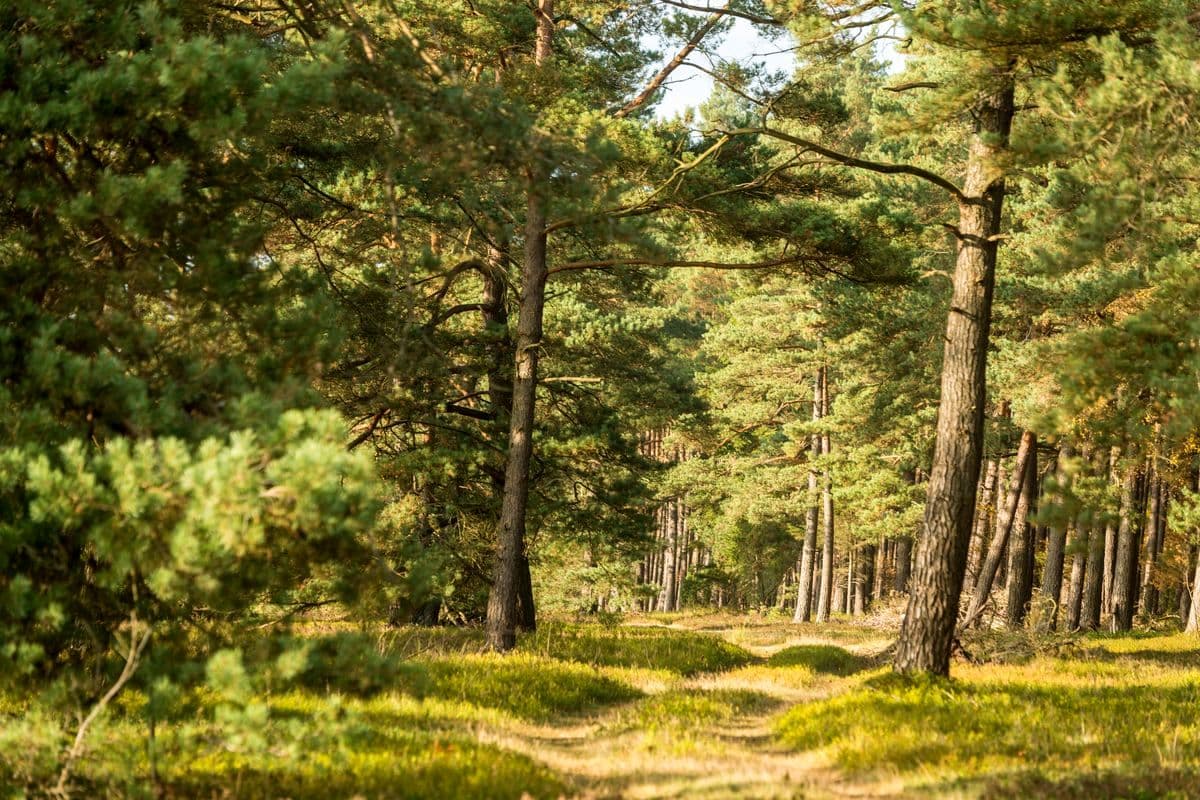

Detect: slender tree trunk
[1185, 545, 1200, 633]
[1037, 447, 1072, 631]
[1102, 449, 1120, 620]
[816, 366, 836, 622]
[660, 497, 679, 612]
[964, 430, 1036, 627]
[485, 0, 554, 651]
[1065, 521, 1088, 631]
[1138, 471, 1162, 620]
[894, 79, 1015, 675]
[794, 369, 822, 622]
[1110, 460, 1140, 632]
[894, 536, 913, 593]
[968, 458, 1000, 586]
[1005, 442, 1038, 627]
[1081, 448, 1116, 630]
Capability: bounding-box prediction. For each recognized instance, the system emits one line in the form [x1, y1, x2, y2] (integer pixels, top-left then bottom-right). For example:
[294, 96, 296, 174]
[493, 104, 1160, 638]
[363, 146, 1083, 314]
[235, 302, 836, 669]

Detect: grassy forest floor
[6, 609, 1200, 799]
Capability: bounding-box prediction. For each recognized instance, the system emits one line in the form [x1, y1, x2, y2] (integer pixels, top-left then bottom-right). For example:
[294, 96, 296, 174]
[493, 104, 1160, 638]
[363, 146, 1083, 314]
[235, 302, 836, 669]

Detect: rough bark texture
[964, 430, 1035, 627]
[1004, 443, 1038, 627]
[794, 371, 822, 622]
[485, 0, 553, 651]
[1110, 461, 1140, 632]
[815, 366, 836, 622]
[893, 78, 1014, 674]
[1037, 447, 1072, 631]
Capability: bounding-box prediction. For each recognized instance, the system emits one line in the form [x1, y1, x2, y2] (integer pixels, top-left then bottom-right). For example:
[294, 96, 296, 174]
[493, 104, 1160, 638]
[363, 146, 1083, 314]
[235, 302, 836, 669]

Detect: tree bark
[1110, 459, 1140, 632]
[1037, 446, 1072, 631]
[1186, 545, 1200, 633]
[794, 369, 822, 622]
[1064, 521, 1088, 631]
[1005, 441, 1038, 627]
[485, 0, 554, 652]
[894, 536, 913, 593]
[964, 430, 1036, 627]
[894, 78, 1014, 675]
[1138, 471, 1162, 619]
[968, 458, 1000, 586]
[1080, 448, 1115, 630]
[815, 365, 836, 622]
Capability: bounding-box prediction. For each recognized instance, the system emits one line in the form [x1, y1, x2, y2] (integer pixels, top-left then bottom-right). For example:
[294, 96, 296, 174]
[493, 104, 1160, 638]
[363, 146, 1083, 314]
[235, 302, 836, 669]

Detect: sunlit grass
[774, 632, 1200, 798]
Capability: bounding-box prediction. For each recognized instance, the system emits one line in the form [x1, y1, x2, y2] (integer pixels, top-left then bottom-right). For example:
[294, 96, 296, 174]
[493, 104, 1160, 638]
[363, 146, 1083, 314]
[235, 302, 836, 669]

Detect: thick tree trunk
[794, 370, 822, 622]
[854, 543, 876, 615]
[1110, 460, 1140, 632]
[815, 366, 836, 622]
[894, 80, 1014, 675]
[1037, 447, 1072, 631]
[1005, 442, 1038, 627]
[485, 0, 554, 652]
[964, 430, 1035, 627]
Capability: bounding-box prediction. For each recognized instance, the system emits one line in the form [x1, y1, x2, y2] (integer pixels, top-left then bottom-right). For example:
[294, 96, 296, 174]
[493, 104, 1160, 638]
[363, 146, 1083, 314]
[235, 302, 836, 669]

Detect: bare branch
[724, 126, 965, 201]
[615, 5, 730, 118]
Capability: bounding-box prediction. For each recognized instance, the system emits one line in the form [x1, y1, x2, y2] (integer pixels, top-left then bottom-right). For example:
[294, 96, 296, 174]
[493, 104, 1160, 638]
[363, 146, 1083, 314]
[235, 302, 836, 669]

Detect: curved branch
[615, 5, 730, 118]
[724, 126, 965, 201]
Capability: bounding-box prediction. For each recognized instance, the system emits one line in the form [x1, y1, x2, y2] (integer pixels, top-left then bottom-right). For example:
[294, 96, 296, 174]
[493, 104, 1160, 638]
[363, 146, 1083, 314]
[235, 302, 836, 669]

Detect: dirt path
[490, 620, 901, 799]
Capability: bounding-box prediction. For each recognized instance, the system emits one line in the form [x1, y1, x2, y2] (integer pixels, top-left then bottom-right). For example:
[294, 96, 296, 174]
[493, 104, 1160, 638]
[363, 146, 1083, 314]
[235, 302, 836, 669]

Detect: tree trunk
[794, 369, 822, 622]
[1110, 460, 1140, 632]
[968, 458, 1000, 586]
[1186, 545, 1200, 634]
[1081, 448, 1115, 630]
[1005, 442, 1037, 628]
[964, 430, 1036, 627]
[659, 498, 679, 612]
[894, 536, 913, 594]
[1064, 521, 1088, 631]
[1101, 448, 1120, 620]
[1138, 471, 1162, 620]
[815, 366, 836, 622]
[894, 79, 1015, 675]
[485, 0, 554, 652]
[1036, 447, 1071, 631]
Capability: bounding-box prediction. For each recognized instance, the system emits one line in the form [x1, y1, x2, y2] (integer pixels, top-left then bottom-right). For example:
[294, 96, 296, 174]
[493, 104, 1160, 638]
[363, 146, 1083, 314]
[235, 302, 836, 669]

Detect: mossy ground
[4, 611, 1199, 798]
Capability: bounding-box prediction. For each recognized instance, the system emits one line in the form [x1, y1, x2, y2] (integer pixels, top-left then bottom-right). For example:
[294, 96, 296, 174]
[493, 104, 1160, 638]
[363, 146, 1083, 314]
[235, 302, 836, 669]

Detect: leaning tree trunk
[485, 0, 554, 651]
[964, 430, 1035, 627]
[815, 365, 836, 622]
[894, 80, 1015, 675]
[794, 369, 823, 622]
[1005, 443, 1038, 628]
[1110, 460, 1140, 632]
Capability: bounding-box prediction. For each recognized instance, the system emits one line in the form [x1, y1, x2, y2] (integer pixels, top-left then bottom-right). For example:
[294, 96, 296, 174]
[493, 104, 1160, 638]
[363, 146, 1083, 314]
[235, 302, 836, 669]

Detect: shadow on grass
[766, 645, 874, 676]
[968, 766, 1200, 800]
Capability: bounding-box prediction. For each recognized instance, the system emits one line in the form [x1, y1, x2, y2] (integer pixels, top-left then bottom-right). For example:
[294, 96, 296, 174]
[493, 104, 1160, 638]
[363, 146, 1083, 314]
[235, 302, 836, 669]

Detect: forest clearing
[6, 610, 1200, 798]
[5, 0, 1200, 797]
